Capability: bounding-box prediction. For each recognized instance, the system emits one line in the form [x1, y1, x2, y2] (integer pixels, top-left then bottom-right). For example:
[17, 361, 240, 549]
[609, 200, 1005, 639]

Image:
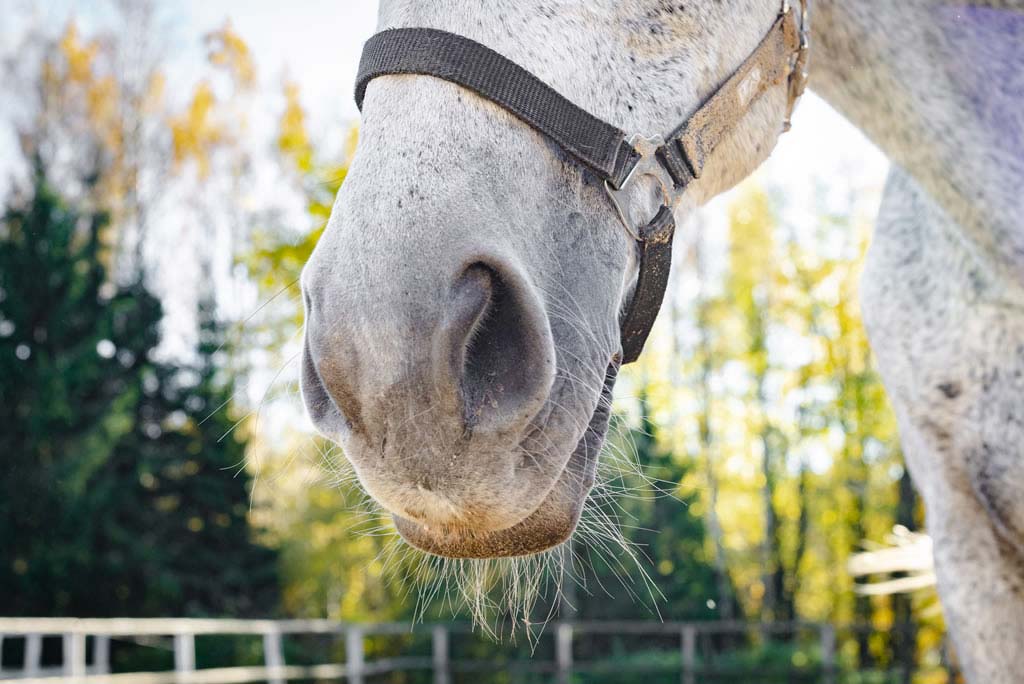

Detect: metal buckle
[604, 135, 681, 242]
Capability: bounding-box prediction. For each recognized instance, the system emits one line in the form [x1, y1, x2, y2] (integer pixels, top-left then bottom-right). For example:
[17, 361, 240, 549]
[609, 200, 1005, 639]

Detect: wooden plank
[0, 618, 353, 636]
[555, 623, 573, 684]
[173, 633, 195, 673]
[25, 633, 43, 677]
[63, 632, 86, 678]
[7, 663, 348, 684]
[680, 625, 696, 684]
[431, 625, 449, 684]
[346, 627, 364, 684]
[262, 628, 284, 684]
[564, 620, 811, 635]
[93, 635, 110, 674]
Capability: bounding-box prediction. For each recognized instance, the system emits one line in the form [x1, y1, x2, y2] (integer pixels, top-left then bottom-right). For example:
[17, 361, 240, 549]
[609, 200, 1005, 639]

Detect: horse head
[300, 0, 799, 559]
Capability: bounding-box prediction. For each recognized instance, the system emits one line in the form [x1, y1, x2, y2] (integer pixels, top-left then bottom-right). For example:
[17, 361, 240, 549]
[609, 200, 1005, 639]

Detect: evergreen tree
[625, 396, 727, 620]
[0, 164, 161, 613]
[72, 297, 279, 617]
[569, 395, 726, 621]
[1, 164, 277, 617]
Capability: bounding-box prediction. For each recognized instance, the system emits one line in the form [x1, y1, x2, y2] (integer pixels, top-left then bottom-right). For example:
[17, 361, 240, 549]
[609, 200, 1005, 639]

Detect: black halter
[355, 2, 809, 364]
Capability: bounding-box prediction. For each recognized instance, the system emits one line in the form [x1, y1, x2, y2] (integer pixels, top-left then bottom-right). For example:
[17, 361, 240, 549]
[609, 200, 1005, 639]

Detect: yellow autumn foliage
[205, 22, 256, 90]
[170, 81, 226, 177]
[278, 81, 314, 173]
[58, 22, 99, 84]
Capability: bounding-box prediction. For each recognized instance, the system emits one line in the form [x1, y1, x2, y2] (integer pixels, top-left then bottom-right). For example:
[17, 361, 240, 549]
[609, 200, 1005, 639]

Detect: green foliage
[81, 301, 279, 617]
[0, 165, 161, 612]
[571, 637, 826, 684]
[568, 401, 726, 621]
[0, 164, 277, 618]
[270, 464, 410, 622]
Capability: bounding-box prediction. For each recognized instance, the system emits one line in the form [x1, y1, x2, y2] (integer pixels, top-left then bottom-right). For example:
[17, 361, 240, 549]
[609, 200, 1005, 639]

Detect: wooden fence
[0, 617, 851, 683]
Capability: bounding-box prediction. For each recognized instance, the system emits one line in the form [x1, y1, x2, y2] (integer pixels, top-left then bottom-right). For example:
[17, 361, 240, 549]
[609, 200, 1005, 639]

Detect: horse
[298, 1, 1024, 680]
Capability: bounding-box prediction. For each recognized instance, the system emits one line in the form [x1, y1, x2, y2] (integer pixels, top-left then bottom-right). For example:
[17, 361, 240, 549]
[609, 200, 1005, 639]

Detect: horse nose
[301, 256, 556, 444]
[443, 263, 555, 437]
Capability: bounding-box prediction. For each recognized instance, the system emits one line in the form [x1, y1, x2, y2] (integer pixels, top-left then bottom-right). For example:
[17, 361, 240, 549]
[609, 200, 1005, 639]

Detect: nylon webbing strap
[661, 11, 801, 185]
[355, 28, 641, 188]
[619, 205, 676, 364]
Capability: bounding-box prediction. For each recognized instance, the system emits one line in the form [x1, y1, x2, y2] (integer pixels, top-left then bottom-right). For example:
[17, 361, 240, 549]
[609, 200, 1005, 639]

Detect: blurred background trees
[0, 6, 278, 621]
[0, 3, 950, 680]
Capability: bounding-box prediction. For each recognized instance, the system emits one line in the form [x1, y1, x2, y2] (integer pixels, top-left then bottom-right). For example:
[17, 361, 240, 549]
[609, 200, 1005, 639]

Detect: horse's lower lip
[392, 359, 620, 559]
[391, 431, 587, 558]
[393, 509, 577, 558]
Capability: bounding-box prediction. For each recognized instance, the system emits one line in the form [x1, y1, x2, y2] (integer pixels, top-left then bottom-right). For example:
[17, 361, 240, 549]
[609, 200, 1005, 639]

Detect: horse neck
[811, 0, 1024, 275]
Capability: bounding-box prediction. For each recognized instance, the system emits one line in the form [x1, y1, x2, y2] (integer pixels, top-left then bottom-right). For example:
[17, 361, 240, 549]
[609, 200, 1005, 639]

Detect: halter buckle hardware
[604, 135, 682, 243]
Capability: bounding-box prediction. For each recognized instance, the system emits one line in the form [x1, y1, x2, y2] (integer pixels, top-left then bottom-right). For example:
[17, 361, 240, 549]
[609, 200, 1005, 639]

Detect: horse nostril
[446, 264, 495, 371]
[446, 262, 554, 436]
[300, 335, 350, 439]
[303, 288, 313, 317]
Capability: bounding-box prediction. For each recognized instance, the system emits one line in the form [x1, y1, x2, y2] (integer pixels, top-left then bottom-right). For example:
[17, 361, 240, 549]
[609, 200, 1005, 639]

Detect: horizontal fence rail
[0, 617, 944, 684]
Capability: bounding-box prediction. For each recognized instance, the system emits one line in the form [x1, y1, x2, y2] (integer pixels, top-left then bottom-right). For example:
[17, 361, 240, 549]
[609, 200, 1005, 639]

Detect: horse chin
[392, 492, 583, 559]
[393, 361, 619, 559]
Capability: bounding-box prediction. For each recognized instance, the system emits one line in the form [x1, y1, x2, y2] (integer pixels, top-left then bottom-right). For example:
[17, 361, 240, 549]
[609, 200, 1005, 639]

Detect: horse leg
[861, 167, 1024, 683]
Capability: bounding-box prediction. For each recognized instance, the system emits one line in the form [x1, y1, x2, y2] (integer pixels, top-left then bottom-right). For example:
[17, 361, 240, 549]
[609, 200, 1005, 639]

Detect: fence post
[681, 625, 697, 684]
[24, 633, 42, 677]
[63, 632, 86, 678]
[432, 625, 450, 684]
[174, 632, 196, 676]
[820, 623, 836, 684]
[94, 635, 111, 674]
[346, 626, 365, 684]
[263, 626, 285, 684]
[556, 623, 573, 684]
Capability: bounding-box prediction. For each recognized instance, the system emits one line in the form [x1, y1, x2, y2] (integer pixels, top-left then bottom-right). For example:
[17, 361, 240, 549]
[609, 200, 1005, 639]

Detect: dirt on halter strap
[355, 0, 811, 364]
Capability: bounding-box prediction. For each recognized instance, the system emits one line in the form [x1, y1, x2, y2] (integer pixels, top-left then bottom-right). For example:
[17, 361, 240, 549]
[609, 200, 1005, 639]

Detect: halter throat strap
[355, 2, 810, 364]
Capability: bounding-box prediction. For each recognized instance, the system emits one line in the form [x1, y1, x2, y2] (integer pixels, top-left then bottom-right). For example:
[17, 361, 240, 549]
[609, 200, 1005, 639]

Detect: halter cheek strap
[355, 2, 810, 364]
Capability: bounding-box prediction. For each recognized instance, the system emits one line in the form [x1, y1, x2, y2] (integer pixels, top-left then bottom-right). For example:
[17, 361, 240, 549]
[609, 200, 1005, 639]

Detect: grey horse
[300, 1, 1024, 680]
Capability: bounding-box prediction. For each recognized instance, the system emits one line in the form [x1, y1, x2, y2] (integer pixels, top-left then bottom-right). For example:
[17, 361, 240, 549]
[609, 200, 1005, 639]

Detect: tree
[578, 394, 726, 621]
[77, 296, 278, 617]
[0, 164, 162, 612]
[0, 164, 277, 618]
[723, 186, 794, 621]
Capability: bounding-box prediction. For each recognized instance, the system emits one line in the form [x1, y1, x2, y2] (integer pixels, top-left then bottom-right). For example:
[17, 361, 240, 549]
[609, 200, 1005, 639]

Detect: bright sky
[0, 0, 378, 149]
[176, 0, 378, 132]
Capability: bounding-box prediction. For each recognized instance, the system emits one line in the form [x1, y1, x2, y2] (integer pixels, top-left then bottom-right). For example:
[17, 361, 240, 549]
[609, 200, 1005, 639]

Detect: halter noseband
[355, 1, 810, 364]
